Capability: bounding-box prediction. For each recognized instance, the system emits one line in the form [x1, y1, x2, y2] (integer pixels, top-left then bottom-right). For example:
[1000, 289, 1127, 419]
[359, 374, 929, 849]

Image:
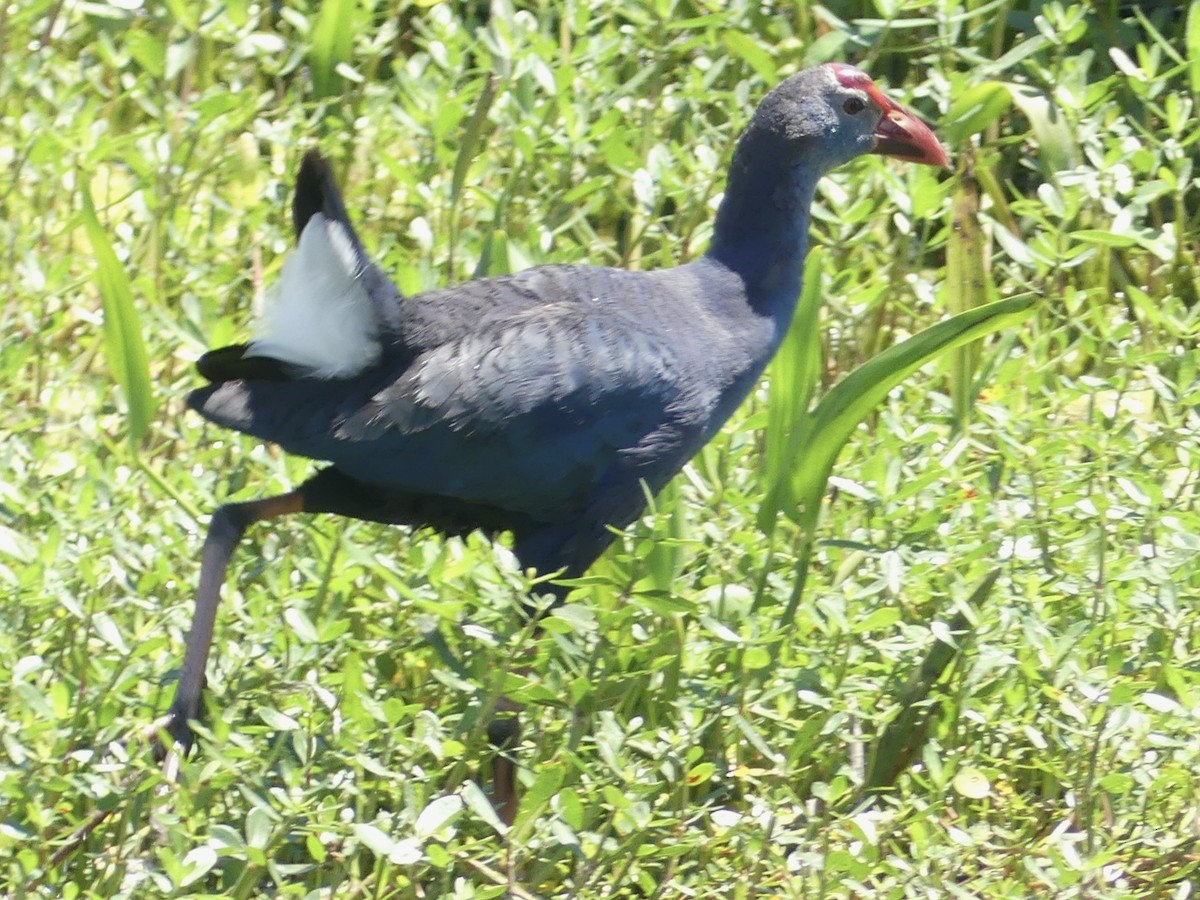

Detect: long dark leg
[483, 524, 621, 826]
[488, 707, 522, 826]
[485, 581, 571, 826]
[152, 491, 304, 760]
[299, 467, 540, 822]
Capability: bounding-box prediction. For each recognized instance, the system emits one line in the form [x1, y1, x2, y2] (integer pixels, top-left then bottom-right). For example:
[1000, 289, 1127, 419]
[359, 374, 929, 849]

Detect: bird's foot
[144, 704, 199, 782]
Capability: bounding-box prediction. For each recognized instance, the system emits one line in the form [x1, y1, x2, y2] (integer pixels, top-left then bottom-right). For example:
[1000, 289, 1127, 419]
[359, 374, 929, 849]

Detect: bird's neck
[705, 139, 819, 325]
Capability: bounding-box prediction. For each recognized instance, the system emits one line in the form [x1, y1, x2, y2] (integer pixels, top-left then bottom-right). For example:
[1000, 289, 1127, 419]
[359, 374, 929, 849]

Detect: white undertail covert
[247, 214, 381, 378]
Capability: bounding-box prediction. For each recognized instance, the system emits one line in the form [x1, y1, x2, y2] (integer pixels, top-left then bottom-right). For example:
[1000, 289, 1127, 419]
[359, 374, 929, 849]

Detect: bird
[155, 62, 948, 821]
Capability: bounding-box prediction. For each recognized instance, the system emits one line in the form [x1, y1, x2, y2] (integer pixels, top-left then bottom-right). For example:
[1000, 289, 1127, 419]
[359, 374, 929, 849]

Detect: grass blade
[1190, 1, 1200, 93]
[451, 75, 499, 277]
[311, 0, 356, 98]
[761, 246, 826, 530]
[82, 188, 154, 447]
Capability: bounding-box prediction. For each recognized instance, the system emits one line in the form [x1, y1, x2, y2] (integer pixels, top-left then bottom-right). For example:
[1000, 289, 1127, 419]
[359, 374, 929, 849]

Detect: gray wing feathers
[340, 274, 681, 442]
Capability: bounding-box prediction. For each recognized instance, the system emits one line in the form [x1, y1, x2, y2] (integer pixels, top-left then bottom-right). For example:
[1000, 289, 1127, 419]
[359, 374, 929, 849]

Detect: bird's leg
[488, 704, 522, 826]
[150, 491, 304, 767]
[485, 583, 566, 826]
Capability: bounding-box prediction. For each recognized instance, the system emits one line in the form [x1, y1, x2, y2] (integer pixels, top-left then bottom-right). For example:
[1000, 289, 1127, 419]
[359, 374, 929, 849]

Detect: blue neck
[705, 139, 818, 330]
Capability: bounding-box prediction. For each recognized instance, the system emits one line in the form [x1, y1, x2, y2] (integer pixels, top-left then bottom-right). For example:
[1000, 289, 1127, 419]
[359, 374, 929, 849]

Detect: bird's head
[743, 62, 949, 174]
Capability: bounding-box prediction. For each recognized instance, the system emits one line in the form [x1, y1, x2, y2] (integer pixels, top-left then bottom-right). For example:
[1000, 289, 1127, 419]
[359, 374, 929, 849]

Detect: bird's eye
[843, 97, 866, 115]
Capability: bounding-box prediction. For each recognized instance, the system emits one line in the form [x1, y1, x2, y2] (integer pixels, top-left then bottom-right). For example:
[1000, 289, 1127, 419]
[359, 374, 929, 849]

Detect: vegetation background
[2, 0, 1197, 895]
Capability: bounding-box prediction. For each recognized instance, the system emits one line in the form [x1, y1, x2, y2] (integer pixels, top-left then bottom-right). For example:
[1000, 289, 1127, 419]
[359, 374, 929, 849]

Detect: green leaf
[1189, 1, 1200, 93]
[637, 480, 687, 593]
[721, 32, 777, 82]
[245, 806, 273, 849]
[452, 76, 499, 207]
[340, 651, 368, 728]
[944, 171, 991, 429]
[1005, 83, 1077, 173]
[1098, 772, 1135, 794]
[179, 846, 217, 887]
[310, 0, 356, 97]
[82, 188, 154, 447]
[556, 787, 584, 830]
[851, 607, 902, 634]
[283, 606, 319, 643]
[953, 767, 990, 799]
[516, 762, 566, 827]
[763, 246, 825, 515]
[415, 795, 464, 837]
[773, 294, 1035, 532]
[943, 81, 1074, 173]
[353, 822, 395, 856]
[865, 571, 999, 790]
[805, 296, 1032, 482]
[258, 707, 299, 731]
[1070, 229, 1139, 248]
[941, 82, 1013, 144]
[461, 780, 507, 833]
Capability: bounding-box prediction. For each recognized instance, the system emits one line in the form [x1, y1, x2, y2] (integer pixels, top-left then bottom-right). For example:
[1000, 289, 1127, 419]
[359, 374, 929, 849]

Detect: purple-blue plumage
[163, 64, 947, 819]
[189, 65, 946, 581]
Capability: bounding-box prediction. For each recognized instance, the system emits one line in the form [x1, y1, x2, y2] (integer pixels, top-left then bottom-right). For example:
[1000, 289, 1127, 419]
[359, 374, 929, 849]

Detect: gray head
[741, 63, 948, 175]
[708, 63, 947, 283]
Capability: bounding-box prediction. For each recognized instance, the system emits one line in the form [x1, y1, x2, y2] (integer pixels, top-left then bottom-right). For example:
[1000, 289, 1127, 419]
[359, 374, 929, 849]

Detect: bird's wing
[344, 299, 679, 439]
[314, 268, 706, 516]
[191, 261, 749, 520]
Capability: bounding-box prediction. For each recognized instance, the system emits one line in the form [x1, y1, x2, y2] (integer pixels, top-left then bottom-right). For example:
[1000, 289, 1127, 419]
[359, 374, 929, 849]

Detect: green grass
[3, 0, 1199, 896]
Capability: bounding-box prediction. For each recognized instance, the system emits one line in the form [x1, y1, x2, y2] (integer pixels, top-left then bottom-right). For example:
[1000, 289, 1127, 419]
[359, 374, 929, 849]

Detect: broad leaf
[1005, 83, 1077, 173]
[760, 293, 1035, 534]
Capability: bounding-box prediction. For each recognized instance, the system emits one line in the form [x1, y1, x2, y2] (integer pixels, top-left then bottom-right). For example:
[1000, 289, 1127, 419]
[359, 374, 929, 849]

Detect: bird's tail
[292, 151, 370, 269]
[205, 152, 403, 381]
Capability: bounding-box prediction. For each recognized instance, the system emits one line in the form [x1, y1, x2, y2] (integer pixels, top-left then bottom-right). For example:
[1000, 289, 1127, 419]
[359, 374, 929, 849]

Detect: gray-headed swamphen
[156, 63, 948, 820]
